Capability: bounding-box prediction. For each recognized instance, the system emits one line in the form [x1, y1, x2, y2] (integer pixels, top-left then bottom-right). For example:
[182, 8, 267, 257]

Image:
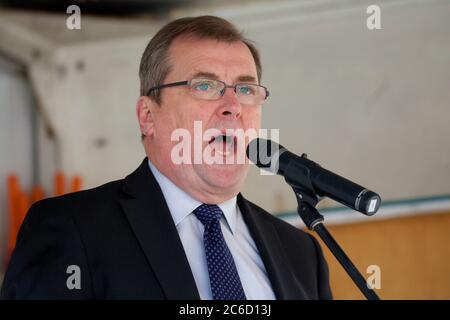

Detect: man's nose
[217, 87, 242, 118]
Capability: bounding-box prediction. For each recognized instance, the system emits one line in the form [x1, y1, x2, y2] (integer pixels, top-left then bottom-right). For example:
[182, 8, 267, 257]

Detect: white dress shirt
[148, 160, 275, 300]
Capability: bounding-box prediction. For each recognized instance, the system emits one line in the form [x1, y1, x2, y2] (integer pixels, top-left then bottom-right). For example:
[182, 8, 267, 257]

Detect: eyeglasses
[147, 78, 269, 105]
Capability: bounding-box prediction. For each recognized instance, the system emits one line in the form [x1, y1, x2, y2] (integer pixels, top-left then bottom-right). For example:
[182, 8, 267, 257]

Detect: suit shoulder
[243, 198, 314, 244]
[26, 178, 125, 222]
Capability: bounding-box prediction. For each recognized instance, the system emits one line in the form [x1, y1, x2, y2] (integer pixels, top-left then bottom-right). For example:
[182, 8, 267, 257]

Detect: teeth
[210, 134, 235, 156]
[216, 135, 233, 144]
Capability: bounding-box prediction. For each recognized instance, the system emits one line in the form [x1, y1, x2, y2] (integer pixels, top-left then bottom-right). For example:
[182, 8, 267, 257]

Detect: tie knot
[193, 204, 223, 226]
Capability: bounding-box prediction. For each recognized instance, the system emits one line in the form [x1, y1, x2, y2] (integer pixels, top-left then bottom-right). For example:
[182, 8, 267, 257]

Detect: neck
[146, 154, 240, 205]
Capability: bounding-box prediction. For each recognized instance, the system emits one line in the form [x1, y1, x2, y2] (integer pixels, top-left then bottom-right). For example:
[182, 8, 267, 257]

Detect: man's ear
[136, 96, 156, 138]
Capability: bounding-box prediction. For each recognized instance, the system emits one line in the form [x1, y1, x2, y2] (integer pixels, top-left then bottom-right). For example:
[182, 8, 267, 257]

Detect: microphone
[246, 138, 381, 215]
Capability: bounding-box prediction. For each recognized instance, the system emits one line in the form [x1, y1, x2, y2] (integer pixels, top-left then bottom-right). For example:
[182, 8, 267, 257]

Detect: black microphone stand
[284, 158, 380, 300]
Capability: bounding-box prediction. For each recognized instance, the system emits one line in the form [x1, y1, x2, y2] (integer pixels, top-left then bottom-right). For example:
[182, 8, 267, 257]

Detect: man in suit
[1, 16, 332, 300]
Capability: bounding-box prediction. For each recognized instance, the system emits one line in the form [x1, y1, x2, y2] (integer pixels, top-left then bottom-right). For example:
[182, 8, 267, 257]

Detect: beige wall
[310, 211, 450, 299]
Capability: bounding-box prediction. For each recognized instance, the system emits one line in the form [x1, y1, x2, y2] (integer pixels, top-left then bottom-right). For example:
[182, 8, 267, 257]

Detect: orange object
[4, 172, 83, 269]
[31, 185, 45, 203]
[5, 175, 31, 269]
[71, 175, 83, 192]
[17, 191, 30, 233]
[7, 175, 20, 251]
[54, 172, 65, 196]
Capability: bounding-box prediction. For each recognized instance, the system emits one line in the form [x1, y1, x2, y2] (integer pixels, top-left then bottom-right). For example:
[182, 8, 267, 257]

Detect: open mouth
[208, 133, 237, 157]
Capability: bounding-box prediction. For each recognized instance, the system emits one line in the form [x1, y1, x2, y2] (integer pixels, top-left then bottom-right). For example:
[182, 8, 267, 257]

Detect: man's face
[141, 36, 262, 204]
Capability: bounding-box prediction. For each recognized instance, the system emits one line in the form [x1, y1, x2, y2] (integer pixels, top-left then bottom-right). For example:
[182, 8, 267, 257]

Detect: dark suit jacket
[1, 158, 332, 299]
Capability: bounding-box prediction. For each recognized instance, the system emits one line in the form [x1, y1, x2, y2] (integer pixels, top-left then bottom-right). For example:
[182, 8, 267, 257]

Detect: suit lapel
[119, 158, 200, 299]
[238, 194, 308, 300]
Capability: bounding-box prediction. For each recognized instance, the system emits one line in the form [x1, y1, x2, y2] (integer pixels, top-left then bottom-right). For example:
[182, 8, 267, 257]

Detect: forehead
[166, 36, 258, 83]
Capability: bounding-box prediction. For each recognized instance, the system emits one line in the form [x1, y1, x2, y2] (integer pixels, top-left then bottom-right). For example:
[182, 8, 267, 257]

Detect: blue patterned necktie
[193, 204, 247, 300]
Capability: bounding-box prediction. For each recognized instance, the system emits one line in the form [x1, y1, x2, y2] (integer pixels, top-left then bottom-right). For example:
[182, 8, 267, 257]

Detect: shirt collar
[147, 159, 237, 234]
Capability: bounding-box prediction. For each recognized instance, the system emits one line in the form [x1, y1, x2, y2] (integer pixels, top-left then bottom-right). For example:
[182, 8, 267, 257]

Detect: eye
[193, 80, 216, 92]
[196, 83, 211, 91]
[238, 85, 255, 95]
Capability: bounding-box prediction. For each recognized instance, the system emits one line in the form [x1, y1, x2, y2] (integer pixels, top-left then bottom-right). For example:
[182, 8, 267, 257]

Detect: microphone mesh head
[246, 138, 285, 173]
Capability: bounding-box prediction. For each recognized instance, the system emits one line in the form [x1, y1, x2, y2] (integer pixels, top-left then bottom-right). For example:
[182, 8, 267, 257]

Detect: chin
[199, 163, 247, 191]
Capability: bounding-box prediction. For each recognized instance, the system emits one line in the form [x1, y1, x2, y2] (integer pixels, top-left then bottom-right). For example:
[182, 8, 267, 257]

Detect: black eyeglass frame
[146, 79, 270, 101]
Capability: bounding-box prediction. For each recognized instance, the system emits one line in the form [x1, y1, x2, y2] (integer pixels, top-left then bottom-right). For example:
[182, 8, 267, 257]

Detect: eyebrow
[236, 75, 258, 83]
[191, 71, 258, 84]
